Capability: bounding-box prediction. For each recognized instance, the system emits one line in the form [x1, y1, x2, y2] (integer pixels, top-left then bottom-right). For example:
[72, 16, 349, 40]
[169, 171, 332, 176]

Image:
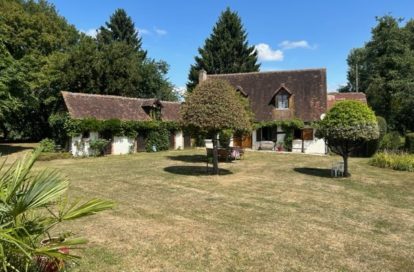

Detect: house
[199, 68, 328, 154]
[327, 92, 367, 110]
[61, 91, 189, 156]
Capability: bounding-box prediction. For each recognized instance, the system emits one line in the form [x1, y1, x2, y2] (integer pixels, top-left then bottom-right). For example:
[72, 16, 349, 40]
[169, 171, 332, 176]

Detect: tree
[97, 8, 146, 59]
[181, 79, 252, 174]
[341, 16, 414, 132]
[0, 149, 113, 270]
[316, 101, 379, 176]
[187, 8, 260, 91]
[0, 0, 78, 140]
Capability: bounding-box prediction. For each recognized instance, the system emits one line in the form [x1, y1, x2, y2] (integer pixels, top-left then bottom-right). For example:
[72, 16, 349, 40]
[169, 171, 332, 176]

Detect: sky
[49, 0, 414, 92]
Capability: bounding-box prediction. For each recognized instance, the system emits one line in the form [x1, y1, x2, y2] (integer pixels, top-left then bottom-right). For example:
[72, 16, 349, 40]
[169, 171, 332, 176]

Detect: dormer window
[270, 85, 292, 109]
[276, 90, 289, 109]
[142, 99, 163, 120]
[236, 86, 248, 97]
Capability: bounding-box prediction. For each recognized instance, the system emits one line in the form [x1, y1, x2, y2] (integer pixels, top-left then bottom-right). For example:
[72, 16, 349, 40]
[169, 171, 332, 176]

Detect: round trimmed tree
[181, 79, 252, 174]
[316, 101, 379, 176]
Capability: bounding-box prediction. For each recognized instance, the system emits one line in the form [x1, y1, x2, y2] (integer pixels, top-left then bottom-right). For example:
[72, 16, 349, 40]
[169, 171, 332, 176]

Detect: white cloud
[154, 27, 167, 36]
[137, 28, 150, 36]
[173, 86, 186, 102]
[136, 27, 167, 37]
[279, 40, 312, 50]
[254, 43, 284, 62]
[81, 28, 98, 38]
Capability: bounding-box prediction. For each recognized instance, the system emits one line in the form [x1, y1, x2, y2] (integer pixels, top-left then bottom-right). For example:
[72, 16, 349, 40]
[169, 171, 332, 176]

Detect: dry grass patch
[3, 148, 411, 271]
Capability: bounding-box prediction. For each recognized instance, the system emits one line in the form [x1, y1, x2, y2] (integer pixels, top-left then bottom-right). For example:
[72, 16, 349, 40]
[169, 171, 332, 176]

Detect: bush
[352, 116, 386, 157]
[145, 128, 170, 152]
[369, 152, 414, 172]
[219, 129, 233, 148]
[90, 139, 110, 156]
[405, 133, 414, 154]
[379, 131, 402, 151]
[377, 116, 387, 139]
[39, 138, 56, 152]
[37, 152, 72, 161]
[0, 150, 113, 270]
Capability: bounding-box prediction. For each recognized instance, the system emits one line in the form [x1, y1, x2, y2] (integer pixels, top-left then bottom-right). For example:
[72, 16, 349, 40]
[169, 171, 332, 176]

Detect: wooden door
[233, 134, 252, 148]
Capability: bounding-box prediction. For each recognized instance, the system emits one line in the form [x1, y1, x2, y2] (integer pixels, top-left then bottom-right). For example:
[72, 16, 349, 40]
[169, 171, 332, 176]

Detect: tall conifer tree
[98, 8, 147, 59]
[187, 8, 260, 91]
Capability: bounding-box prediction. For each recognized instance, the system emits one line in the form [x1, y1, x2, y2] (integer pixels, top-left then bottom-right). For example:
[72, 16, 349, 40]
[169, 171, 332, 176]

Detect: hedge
[63, 117, 179, 138]
[369, 152, 414, 172]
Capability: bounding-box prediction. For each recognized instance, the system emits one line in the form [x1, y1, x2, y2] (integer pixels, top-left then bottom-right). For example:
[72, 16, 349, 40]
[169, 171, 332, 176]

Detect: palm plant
[0, 149, 114, 271]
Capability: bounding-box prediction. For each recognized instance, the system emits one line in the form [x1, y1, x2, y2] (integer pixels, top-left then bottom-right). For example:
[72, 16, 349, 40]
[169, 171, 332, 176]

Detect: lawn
[2, 145, 414, 271]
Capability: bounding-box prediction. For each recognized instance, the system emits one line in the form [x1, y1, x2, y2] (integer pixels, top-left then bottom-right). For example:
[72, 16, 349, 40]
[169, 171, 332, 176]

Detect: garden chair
[331, 161, 344, 177]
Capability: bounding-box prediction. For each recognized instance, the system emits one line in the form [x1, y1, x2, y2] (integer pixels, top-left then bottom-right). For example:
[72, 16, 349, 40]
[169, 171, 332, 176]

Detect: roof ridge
[207, 68, 326, 77]
[61, 91, 180, 104]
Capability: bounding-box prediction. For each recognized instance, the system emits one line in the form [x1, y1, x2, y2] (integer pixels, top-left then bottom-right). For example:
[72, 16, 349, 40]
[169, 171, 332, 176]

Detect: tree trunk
[343, 154, 350, 177]
[212, 132, 219, 175]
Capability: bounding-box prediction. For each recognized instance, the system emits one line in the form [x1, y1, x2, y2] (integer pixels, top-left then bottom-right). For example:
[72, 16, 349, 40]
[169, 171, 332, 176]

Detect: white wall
[71, 131, 99, 157]
[292, 129, 326, 155]
[174, 131, 184, 150]
[112, 136, 135, 155]
[252, 130, 259, 150]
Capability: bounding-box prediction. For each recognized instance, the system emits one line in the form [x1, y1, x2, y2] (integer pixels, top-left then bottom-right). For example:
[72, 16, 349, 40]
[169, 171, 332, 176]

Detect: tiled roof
[327, 92, 367, 110]
[207, 68, 327, 122]
[61, 92, 181, 121]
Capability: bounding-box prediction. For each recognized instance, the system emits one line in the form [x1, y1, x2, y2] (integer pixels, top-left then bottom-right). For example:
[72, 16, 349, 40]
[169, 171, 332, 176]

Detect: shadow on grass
[167, 155, 207, 163]
[293, 167, 332, 178]
[167, 154, 235, 164]
[0, 144, 33, 156]
[164, 165, 232, 176]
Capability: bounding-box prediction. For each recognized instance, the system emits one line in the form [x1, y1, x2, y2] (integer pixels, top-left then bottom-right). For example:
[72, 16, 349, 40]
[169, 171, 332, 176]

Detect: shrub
[369, 152, 414, 172]
[145, 128, 170, 152]
[49, 112, 70, 146]
[0, 150, 113, 270]
[377, 116, 387, 139]
[219, 129, 233, 148]
[379, 131, 402, 151]
[352, 116, 386, 157]
[90, 139, 110, 156]
[405, 133, 414, 154]
[39, 138, 56, 152]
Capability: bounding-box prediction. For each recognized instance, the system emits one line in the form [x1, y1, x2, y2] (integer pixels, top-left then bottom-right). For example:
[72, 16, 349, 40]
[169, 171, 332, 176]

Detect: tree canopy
[97, 8, 147, 59]
[341, 16, 414, 132]
[181, 79, 252, 133]
[317, 101, 379, 176]
[187, 8, 260, 91]
[0, 1, 176, 141]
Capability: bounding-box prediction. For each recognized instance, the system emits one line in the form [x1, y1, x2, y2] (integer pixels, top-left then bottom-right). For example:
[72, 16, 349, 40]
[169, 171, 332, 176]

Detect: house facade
[200, 68, 328, 154]
[62, 91, 188, 156]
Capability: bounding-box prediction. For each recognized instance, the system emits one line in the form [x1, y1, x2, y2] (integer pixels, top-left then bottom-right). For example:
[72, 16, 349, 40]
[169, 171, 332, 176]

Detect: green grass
[5, 147, 414, 271]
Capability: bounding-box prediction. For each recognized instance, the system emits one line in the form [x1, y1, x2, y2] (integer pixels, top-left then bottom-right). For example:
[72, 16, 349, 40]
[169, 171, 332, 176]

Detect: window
[276, 92, 289, 109]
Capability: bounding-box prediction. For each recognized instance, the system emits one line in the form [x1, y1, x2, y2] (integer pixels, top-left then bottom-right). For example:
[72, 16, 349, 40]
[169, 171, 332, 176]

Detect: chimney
[198, 69, 207, 83]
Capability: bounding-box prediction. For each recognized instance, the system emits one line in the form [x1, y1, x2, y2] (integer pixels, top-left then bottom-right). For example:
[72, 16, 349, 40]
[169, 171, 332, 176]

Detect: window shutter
[302, 128, 314, 140]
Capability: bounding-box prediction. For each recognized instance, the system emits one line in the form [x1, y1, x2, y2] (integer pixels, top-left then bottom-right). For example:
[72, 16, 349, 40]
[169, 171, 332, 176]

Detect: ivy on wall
[51, 113, 179, 138]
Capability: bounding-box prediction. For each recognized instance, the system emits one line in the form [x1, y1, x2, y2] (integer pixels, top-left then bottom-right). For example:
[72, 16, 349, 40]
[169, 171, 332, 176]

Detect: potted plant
[276, 141, 284, 152]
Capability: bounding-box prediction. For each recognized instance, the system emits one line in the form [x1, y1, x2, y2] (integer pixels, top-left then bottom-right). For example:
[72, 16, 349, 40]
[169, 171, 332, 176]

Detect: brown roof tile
[207, 68, 327, 122]
[61, 92, 181, 121]
[327, 92, 367, 110]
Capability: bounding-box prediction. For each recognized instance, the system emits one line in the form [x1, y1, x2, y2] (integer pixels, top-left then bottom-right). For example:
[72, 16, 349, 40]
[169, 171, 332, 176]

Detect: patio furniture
[331, 161, 344, 177]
